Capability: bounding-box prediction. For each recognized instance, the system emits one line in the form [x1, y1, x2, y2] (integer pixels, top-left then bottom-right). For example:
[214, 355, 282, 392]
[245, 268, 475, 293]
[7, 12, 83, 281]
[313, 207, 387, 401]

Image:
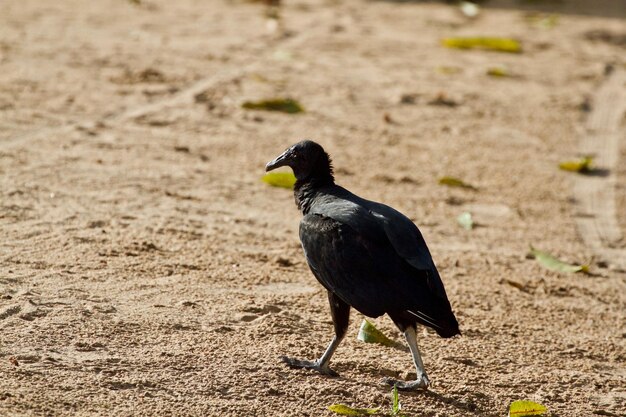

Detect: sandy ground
[1, 0, 625, 416]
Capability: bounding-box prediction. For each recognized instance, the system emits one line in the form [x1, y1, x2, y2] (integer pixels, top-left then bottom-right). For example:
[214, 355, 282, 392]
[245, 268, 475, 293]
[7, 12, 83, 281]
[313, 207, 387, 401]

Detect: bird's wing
[367, 203, 448, 300]
[300, 213, 400, 318]
[309, 188, 447, 301]
[300, 212, 457, 335]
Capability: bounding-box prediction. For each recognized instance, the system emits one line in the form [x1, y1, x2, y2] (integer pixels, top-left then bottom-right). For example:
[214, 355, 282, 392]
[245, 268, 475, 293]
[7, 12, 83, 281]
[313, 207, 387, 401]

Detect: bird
[265, 140, 460, 390]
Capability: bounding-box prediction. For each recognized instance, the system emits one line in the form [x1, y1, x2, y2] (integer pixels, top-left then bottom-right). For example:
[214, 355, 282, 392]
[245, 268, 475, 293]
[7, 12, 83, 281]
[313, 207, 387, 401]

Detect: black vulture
[266, 140, 460, 390]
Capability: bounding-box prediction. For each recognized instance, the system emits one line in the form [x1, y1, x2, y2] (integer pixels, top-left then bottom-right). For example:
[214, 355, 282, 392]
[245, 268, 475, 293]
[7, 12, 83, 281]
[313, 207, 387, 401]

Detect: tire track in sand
[574, 68, 626, 270]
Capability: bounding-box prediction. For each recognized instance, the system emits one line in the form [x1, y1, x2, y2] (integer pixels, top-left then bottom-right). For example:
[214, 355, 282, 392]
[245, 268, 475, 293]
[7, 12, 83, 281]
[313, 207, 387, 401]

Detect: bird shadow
[332, 364, 495, 417]
[278, 357, 497, 417]
[368, 0, 626, 19]
[392, 388, 497, 417]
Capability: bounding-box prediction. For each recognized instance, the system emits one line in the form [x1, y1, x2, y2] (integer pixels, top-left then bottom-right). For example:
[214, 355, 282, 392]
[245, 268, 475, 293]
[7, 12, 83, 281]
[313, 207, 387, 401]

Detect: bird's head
[266, 140, 334, 184]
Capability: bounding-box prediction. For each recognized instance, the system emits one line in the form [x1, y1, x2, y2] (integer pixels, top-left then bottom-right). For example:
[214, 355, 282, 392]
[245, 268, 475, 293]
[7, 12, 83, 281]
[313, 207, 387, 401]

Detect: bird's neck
[294, 175, 334, 215]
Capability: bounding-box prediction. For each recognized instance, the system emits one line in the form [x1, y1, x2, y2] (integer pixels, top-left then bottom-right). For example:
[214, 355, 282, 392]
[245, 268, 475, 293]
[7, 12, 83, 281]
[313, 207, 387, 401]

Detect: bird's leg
[385, 325, 430, 390]
[282, 334, 343, 376]
[281, 291, 349, 377]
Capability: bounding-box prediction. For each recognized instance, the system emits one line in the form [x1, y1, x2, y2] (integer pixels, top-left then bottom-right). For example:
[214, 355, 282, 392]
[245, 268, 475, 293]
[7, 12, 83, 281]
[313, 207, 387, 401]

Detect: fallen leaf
[529, 246, 589, 273]
[486, 67, 511, 77]
[242, 98, 304, 114]
[399, 93, 420, 104]
[509, 400, 548, 416]
[438, 176, 478, 190]
[262, 172, 296, 189]
[357, 319, 397, 348]
[328, 404, 380, 416]
[442, 37, 522, 53]
[391, 385, 402, 415]
[459, 1, 480, 18]
[436, 66, 463, 75]
[559, 156, 593, 173]
[265, 6, 280, 20]
[383, 113, 395, 124]
[249, 73, 271, 83]
[428, 92, 459, 107]
[457, 212, 474, 230]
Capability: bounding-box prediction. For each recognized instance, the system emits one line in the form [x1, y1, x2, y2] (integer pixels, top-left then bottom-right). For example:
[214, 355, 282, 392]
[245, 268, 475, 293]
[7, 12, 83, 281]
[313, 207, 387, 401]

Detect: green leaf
[486, 67, 510, 77]
[242, 98, 304, 114]
[262, 172, 296, 189]
[328, 404, 380, 416]
[357, 319, 397, 348]
[438, 176, 478, 190]
[391, 386, 402, 415]
[442, 37, 522, 53]
[457, 212, 474, 230]
[529, 246, 589, 274]
[559, 156, 593, 173]
[508, 400, 548, 416]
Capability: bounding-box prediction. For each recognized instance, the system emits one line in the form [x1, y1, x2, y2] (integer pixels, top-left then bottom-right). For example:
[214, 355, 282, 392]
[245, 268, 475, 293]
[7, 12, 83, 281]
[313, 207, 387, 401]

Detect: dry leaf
[242, 98, 304, 114]
[442, 37, 522, 53]
[328, 404, 380, 416]
[559, 156, 593, 173]
[438, 176, 477, 190]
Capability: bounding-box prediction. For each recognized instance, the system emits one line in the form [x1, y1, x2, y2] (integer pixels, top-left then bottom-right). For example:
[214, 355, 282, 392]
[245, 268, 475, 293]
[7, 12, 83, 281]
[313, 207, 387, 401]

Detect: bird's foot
[383, 373, 430, 391]
[280, 356, 339, 377]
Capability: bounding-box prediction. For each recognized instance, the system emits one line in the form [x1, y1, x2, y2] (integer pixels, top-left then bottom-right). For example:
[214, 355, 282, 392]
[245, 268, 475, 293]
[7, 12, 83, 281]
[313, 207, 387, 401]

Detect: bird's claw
[383, 373, 430, 391]
[280, 356, 339, 377]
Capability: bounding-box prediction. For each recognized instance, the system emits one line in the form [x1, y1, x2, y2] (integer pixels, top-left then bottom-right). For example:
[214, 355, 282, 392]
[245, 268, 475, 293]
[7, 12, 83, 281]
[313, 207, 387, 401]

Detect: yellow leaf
[328, 404, 380, 416]
[262, 172, 296, 189]
[436, 66, 462, 75]
[442, 37, 522, 53]
[487, 67, 510, 77]
[558, 156, 593, 173]
[242, 98, 304, 114]
[508, 400, 548, 416]
[438, 176, 478, 190]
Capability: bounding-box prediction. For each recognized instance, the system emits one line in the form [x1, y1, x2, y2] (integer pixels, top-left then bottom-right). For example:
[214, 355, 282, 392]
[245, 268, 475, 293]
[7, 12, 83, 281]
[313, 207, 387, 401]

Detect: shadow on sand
[370, 0, 626, 19]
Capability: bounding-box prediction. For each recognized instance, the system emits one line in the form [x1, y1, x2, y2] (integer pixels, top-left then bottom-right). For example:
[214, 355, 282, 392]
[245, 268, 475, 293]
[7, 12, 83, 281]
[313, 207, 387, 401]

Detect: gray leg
[384, 325, 430, 390]
[282, 334, 344, 376]
[404, 325, 430, 388]
[281, 292, 349, 377]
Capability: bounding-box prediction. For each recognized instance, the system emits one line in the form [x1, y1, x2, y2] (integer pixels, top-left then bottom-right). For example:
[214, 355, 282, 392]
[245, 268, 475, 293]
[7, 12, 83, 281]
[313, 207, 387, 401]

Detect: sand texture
[1, 0, 625, 416]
